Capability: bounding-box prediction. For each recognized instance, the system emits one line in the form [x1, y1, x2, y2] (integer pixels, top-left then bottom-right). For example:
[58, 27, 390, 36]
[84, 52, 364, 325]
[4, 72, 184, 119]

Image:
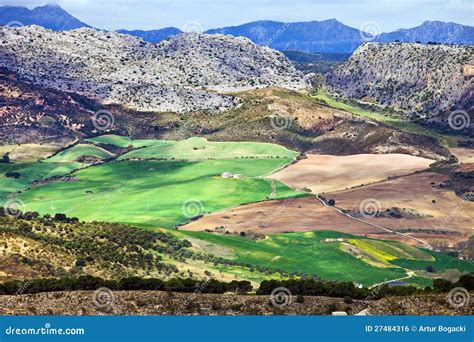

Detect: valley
[0, 10, 473, 317]
[1, 131, 472, 290]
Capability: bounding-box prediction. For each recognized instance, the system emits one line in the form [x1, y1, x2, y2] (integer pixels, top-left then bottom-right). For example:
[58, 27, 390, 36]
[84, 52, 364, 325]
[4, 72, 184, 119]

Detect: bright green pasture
[0, 162, 82, 202]
[391, 250, 474, 274]
[118, 137, 299, 161]
[16, 159, 302, 228]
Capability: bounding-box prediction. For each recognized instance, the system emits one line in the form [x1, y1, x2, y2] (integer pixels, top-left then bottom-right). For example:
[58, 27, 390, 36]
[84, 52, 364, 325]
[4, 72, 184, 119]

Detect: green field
[118, 137, 299, 161]
[46, 144, 114, 163]
[16, 159, 301, 227]
[85, 135, 168, 148]
[2, 135, 471, 287]
[172, 230, 473, 286]
[0, 161, 83, 201]
[3, 137, 301, 228]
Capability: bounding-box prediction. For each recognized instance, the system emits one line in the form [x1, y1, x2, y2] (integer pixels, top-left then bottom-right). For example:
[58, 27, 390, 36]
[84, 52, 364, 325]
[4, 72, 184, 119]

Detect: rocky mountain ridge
[325, 42, 474, 122]
[375, 21, 474, 45]
[0, 25, 307, 113]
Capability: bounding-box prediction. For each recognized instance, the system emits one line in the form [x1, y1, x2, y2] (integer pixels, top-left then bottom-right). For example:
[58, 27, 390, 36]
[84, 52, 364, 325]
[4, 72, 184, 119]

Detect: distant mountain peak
[0, 4, 90, 30]
[375, 20, 474, 44]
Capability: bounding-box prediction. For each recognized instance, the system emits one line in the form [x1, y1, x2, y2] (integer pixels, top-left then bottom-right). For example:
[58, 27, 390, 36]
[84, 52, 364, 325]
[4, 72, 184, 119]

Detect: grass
[5, 136, 301, 227]
[46, 144, 114, 163]
[15, 159, 302, 228]
[173, 230, 407, 286]
[85, 135, 167, 148]
[173, 230, 473, 286]
[311, 90, 460, 147]
[0, 162, 82, 202]
[118, 137, 299, 161]
[0, 144, 61, 163]
[390, 250, 474, 274]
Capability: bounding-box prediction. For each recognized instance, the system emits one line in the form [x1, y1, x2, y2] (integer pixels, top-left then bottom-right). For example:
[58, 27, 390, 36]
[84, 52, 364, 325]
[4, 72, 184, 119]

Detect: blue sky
[1, 0, 473, 32]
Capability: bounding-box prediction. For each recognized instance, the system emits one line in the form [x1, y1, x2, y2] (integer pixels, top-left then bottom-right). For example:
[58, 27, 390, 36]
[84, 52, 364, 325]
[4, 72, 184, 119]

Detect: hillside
[0, 26, 307, 113]
[325, 43, 474, 126]
[0, 68, 171, 145]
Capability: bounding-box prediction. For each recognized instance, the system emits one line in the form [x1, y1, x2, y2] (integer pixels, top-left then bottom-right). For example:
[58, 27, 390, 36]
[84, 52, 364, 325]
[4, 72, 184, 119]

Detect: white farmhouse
[221, 172, 233, 179]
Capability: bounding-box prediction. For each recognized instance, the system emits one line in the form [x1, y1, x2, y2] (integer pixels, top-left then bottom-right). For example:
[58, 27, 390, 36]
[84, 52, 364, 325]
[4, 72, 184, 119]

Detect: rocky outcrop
[368, 293, 473, 315]
[0, 290, 362, 316]
[0, 26, 307, 113]
[325, 43, 473, 118]
[0, 291, 470, 316]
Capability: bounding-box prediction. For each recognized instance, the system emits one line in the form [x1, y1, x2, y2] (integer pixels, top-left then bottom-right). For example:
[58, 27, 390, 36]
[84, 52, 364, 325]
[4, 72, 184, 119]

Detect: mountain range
[0, 5, 473, 53]
[0, 26, 305, 114]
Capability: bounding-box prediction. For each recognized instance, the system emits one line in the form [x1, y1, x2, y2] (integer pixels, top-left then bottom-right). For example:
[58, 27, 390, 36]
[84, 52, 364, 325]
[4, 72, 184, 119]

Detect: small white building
[233, 174, 243, 179]
[221, 172, 233, 179]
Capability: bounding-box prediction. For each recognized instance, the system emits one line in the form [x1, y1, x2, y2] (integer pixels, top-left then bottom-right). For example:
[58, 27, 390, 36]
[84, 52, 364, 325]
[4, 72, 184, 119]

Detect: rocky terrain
[325, 43, 473, 123]
[0, 26, 307, 113]
[368, 293, 473, 315]
[0, 290, 362, 316]
[0, 291, 469, 315]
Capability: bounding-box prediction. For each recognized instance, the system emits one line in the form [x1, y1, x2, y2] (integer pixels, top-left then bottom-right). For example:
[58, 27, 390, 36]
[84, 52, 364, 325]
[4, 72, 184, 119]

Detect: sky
[1, 0, 473, 32]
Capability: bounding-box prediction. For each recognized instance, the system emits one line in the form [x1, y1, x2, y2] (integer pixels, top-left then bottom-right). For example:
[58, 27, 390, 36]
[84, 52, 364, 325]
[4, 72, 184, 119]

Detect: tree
[1, 153, 10, 163]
